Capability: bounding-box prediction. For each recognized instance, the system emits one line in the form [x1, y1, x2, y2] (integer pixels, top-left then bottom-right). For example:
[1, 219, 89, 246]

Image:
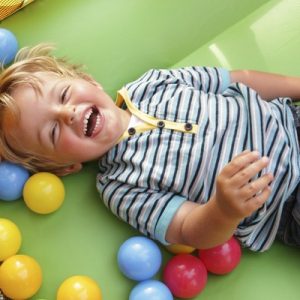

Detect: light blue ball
[117, 236, 162, 281]
[0, 28, 19, 65]
[0, 161, 30, 201]
[129, 280, 173, 300]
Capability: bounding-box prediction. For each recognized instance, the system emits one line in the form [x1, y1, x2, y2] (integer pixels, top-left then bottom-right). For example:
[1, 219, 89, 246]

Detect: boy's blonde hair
[0, 44, 90, 174]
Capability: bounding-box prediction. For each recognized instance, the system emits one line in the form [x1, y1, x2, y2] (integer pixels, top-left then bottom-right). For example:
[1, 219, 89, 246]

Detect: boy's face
[5, 72, 129, 168]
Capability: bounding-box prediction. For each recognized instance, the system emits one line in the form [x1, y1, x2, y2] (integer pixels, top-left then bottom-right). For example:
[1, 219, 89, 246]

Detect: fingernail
[252, 150, 260, 157]
[261, 156, 269, 163]
[264, 172, 273, 180]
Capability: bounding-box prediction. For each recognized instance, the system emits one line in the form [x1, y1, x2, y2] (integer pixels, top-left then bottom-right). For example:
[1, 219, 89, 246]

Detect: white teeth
[83, 108, 101, 136]
[83, 108, 93, 135]
[95, 114, 100, 128]
[92, 114, 101, 135]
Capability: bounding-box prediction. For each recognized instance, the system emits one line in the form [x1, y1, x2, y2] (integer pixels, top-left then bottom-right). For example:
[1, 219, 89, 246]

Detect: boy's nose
[59, 105, 76, 125]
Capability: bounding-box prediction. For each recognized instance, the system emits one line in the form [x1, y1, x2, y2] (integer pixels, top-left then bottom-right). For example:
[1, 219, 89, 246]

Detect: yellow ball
[0, 218, 22, 261]
[0, 254, 42, 299]
[57, 276, 102, 300]
[166, 244, 196, 254]
[23, 172, 65, 214]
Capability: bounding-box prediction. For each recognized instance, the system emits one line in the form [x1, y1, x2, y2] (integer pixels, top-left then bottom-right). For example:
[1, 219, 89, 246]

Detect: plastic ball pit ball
[163, 254, 207, 299]
[198, 236, 242, 275]
[166, 243, 195, 254]
[56, 275, 102, 300]
[0, 218, 22, 262]
[129, 280, 173, 300]
[0, 28, 18, 65]
[0, 254, 42, 299]
[0, 161, 30, 201]
[118, 236, 162, 281]
[23, 172, 65, 214]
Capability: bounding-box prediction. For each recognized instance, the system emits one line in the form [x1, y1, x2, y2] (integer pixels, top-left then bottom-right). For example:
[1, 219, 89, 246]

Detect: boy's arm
[230, 70, 300, 101]
[166, 150, 273, 249]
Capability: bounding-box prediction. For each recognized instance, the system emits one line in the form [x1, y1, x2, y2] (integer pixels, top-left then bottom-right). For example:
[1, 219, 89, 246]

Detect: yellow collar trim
[116, 87, 198, 142]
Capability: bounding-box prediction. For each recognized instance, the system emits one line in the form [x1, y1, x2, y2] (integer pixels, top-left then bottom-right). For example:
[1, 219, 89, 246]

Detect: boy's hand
[214, 150, 273, 221]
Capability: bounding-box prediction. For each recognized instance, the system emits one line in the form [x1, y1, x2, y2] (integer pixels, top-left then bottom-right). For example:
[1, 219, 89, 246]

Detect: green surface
[1, 0, 270, 97]
[1, 0, 300, 299]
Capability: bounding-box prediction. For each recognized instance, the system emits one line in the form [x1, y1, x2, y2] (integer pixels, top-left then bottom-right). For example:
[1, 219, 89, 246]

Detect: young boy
[1, 44, 300, 252]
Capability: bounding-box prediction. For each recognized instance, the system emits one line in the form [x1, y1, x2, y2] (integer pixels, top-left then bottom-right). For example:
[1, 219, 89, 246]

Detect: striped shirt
[97, 67, 300, 252]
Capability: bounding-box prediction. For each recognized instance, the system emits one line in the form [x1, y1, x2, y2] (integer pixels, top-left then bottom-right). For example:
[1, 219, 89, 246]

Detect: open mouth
[83, 106, 102, 137]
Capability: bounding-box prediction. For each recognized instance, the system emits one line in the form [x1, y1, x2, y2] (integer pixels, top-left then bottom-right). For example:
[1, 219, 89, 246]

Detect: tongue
[86, 111, 98, 137]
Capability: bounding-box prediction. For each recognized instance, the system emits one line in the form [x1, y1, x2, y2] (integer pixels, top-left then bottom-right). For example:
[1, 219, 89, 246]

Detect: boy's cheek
[57, 136, 80, 156]
[58, 135, 93, 160]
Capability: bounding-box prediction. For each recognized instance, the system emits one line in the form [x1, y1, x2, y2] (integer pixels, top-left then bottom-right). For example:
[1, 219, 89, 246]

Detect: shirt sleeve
[166, 66, 231, 94]
[97, 179, 186, 245]
[126, 67, 231, 96]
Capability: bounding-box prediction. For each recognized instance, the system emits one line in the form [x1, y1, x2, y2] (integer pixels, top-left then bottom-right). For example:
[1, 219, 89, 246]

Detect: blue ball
[0, 28, 19, 65]
[117, 236, 162, 281]
[0, 161, 30, 201]
[129, 280, 173, 300]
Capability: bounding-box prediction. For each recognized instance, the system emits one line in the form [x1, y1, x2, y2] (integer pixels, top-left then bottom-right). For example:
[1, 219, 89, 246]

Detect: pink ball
[163, 254, 207, 298]
[198, 236, 241, 275]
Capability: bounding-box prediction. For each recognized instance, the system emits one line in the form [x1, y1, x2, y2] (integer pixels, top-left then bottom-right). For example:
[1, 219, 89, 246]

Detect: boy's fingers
[240, 173, 273, 199]
[245, 186, 272, 213]
[231, 156, 270, 187]
[220, 151, 261, 178]
[233, 149, 251, 158]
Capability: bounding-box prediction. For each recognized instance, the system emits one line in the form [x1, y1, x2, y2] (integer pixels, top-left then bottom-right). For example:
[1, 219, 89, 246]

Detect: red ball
[198, 236, 241, 275]
[163, 254, 207, 298]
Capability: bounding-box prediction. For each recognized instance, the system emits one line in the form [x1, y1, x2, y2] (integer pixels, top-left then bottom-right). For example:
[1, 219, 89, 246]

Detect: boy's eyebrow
[50, 80, 58, 98]
[37, 127, 44, 147]
[38, 76, 59, 100]
[34, 76, 60, 148]
[50, 78, 62, 99]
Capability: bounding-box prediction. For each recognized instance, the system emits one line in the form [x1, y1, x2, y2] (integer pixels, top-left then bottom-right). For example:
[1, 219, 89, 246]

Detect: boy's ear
[56, 163, 82, 176]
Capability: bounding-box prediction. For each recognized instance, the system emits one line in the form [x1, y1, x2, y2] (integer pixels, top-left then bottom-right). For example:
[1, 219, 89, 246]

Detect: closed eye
[51, 122, 58, 145]
[61, 86, 70, 103]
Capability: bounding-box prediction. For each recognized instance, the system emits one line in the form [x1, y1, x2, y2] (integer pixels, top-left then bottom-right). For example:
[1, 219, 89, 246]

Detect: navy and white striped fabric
[97, 67, 300, 252]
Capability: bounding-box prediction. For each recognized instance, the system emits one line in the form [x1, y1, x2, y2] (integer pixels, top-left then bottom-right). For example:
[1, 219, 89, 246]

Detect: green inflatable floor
[1, 0, 300, 299]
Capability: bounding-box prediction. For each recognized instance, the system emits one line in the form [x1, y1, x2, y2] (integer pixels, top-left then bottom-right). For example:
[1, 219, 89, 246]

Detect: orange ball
[57, 276, 102, 300]
[166, 244, 195, 254]
[0, 254, 42, 299]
